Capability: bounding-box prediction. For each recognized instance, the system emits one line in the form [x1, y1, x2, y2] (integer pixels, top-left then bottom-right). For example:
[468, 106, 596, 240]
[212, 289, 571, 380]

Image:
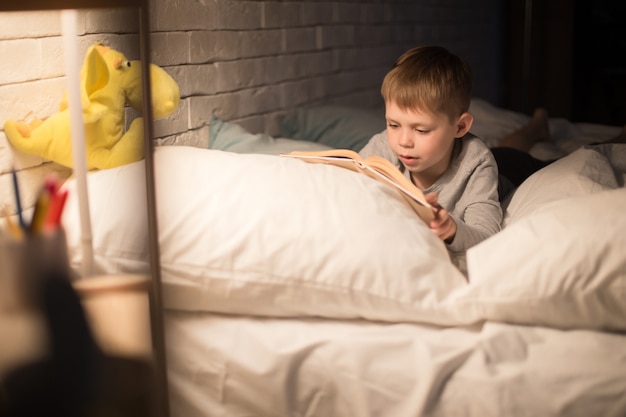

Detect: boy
[359, 45, 502, 272]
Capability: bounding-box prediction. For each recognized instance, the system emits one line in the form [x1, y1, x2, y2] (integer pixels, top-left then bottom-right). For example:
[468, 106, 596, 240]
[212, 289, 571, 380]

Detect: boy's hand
[425, 192, 457, 243]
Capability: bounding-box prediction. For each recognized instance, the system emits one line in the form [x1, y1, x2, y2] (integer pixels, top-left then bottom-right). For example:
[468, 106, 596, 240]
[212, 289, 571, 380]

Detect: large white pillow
[154, 147, 468, 322]
[503, 145, 623, 225]
[61, 145, 626, 331]
[466, 187, 626, 331]
[62, 146, 467, 323]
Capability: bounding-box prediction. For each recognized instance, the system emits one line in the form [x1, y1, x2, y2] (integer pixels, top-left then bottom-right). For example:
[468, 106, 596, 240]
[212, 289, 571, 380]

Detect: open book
[282, 149, 435, 223]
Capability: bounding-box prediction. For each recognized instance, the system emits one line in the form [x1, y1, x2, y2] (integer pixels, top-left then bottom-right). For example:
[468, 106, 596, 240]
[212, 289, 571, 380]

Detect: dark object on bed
[0, 276, 156, 417]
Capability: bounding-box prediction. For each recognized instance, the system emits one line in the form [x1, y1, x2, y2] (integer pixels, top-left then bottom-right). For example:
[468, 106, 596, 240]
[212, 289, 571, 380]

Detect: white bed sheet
[165, 310, 626, 417]
[469, 98, 623, 161]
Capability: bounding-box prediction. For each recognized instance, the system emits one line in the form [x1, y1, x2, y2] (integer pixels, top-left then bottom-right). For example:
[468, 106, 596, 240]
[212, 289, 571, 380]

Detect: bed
[56, 99, 625, 417]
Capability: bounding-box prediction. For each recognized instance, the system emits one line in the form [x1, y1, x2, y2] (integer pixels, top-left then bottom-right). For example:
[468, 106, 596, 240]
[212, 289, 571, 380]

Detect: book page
[288, 149, 361, 160]
[360, 156, 429, 205]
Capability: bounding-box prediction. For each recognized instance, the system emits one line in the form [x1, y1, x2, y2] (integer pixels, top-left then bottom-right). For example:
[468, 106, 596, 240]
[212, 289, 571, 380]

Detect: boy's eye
[387, 123, 399, 129]
[415, 128, 429, 133]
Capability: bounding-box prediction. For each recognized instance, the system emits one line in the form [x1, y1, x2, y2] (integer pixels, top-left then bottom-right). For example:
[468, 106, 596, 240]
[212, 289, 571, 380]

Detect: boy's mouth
[399, 155, 419, 166]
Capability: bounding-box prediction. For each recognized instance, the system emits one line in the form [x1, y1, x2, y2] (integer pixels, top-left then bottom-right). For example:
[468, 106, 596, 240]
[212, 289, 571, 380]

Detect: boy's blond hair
[381, 45, 472, 122]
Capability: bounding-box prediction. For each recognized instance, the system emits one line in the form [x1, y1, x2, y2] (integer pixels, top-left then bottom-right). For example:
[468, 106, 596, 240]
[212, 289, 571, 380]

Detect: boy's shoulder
[454, 133, 496, 171]
[459, 133, 494, 160]
[463, 132, 490, 148]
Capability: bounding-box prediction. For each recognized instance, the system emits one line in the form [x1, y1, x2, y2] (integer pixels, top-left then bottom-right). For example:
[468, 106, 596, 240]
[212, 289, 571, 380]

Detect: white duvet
[59, 139, 626, 417]
[165, 310, 626, 417]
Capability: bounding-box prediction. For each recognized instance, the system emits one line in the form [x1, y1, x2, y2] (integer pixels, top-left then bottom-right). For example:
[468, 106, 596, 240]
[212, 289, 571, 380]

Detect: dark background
[504, 0, 625, 125]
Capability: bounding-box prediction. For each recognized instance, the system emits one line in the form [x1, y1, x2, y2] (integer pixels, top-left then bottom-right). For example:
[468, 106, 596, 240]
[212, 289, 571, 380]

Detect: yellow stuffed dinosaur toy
[3, 43, 180, 170]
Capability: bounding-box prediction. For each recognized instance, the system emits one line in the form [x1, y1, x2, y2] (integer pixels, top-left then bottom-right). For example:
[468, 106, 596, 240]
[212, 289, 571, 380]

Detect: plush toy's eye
[124, 60, 131, 68]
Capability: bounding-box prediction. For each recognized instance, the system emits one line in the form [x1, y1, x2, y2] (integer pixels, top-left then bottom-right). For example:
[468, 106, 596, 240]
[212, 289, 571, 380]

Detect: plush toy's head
[86, 44, 180, 120]
[125, 59, 181, 119]
[3, 43, 181, 171]
[77, 43, 180, 122]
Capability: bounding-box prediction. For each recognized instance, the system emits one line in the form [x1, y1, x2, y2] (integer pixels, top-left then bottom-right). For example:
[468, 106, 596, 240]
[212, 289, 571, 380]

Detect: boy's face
[385, 101, 471, 189]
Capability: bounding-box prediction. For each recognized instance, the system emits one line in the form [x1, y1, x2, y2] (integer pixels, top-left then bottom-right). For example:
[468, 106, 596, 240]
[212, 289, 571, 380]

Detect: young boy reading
[359, 45, 502, 272]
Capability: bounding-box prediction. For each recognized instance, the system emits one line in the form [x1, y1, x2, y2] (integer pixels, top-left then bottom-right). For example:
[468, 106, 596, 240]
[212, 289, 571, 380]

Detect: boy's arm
[446, 157, 502, 253]
[424, 193, 457, 242]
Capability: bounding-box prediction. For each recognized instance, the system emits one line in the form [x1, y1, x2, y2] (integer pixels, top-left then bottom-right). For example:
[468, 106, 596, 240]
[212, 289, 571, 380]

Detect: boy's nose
[398, 129, 413, 147]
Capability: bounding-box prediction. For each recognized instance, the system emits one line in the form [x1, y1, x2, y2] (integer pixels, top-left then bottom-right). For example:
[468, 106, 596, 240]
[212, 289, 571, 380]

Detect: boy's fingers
[425, 192, 438, 206]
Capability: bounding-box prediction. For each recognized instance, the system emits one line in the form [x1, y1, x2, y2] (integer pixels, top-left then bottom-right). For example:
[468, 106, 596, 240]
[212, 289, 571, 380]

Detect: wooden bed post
[137, 1, 171, 416]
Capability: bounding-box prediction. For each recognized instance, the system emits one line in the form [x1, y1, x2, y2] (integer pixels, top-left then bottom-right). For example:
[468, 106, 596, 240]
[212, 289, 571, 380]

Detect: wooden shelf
[0, 0, 145, 12]
[1, 3, 168, 416]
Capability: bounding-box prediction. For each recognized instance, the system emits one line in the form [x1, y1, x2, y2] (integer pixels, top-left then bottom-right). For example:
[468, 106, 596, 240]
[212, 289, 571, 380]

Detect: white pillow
[469, 98, 529, 148]
[277, 105, 385, 151]
[209, 114, 333, 154]
[61, 161, 151, 276]
[154, 146, 468, 322]
[466, 187, 626, 331]
[504, 145, 621, 226]
[62, 146, 466, 323]
[61, 145, 626, 331]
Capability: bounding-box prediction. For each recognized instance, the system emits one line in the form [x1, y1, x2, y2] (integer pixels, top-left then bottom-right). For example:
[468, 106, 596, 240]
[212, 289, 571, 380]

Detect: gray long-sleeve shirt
[359, 130, 502, 273]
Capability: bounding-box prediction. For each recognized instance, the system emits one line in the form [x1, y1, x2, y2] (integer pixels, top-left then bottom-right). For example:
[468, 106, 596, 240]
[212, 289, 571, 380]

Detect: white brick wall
[0, 0, 504, 214]
[148, 0, 504, 142]
[0, 9, 143, 213]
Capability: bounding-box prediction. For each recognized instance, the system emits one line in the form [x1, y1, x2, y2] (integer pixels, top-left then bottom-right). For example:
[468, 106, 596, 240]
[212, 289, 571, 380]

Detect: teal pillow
[208, 114, 333, 154]
[278, 105, 385, 151]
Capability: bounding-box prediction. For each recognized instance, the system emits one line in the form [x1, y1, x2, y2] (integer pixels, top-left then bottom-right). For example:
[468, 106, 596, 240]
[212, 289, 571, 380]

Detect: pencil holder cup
[72, 274, 153, 359]
[0, 228, 71, 312]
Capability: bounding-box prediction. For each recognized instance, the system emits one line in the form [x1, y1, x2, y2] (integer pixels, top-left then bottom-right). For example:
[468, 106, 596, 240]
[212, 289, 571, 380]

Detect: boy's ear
[455, 112, 474, 138]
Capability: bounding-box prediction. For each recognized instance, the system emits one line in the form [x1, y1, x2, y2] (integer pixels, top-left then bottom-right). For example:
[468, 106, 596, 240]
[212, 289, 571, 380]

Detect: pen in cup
[11, 166, 27, 232]
[2, 209, 24, 239]
[45, 188, 69, 231]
